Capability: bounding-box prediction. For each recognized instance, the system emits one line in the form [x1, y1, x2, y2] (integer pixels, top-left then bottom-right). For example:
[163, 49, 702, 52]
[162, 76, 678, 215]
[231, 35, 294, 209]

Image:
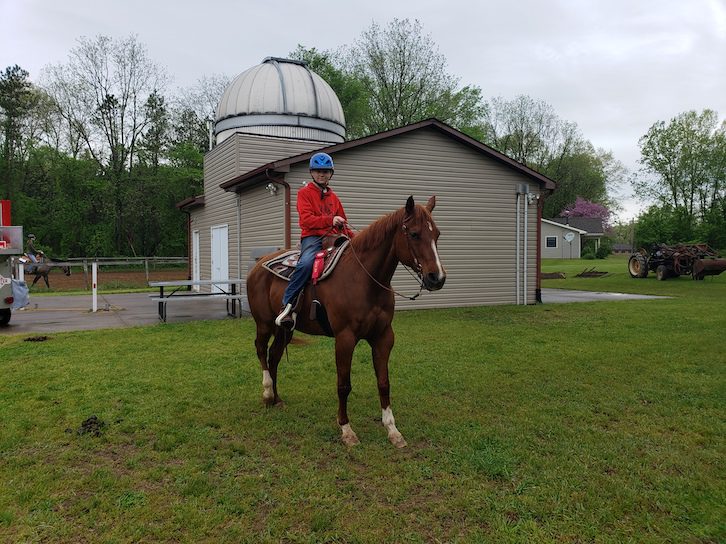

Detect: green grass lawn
[1, 260, 724, 543]
[542, 253, 726, 296]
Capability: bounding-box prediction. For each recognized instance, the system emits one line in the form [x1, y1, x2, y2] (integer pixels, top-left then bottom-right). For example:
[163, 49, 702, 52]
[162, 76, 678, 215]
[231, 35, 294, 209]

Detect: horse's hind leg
[255, 326, 276, 406]
[256, 323, 289, 407]
[265, 330, 291, 406]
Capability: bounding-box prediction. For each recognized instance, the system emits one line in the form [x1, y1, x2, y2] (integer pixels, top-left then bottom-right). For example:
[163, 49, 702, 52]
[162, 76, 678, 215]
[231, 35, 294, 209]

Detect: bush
[582, 248, 596, 259]
[595, 237, 613, 259]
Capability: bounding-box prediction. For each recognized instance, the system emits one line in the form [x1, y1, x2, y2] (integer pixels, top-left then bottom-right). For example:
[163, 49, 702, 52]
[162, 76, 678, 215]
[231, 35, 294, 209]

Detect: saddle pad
[263, 240, 350, 282]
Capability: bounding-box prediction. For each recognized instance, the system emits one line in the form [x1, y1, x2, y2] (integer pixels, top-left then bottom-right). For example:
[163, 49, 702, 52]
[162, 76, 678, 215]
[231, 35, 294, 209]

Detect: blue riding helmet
[309, 152, 334, 170]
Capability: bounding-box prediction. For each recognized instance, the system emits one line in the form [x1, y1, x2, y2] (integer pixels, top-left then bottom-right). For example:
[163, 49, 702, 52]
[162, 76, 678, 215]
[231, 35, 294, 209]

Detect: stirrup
[275, 303, 296, 328]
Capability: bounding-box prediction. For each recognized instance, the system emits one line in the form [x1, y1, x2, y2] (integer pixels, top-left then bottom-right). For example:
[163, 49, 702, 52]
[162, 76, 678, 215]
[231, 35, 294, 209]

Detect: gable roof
[220, 118, 558, 193]
[542, 218, 587, 234]
[551, 216, 604, 235]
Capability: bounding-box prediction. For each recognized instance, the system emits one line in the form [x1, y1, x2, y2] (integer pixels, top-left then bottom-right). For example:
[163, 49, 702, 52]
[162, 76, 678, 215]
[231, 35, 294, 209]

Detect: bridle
[346, 215, 428, 301]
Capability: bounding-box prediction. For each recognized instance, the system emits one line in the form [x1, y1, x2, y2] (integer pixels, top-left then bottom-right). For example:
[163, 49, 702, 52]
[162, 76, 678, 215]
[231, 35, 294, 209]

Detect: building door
[210, 225, 229, 293]
[192, 229, 200, 292]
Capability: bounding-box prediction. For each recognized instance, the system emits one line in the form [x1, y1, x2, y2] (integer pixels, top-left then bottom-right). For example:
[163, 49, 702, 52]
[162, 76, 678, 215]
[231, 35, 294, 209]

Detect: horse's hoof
[389, 433, 407, 448]
[342, 433, 360, 447]
[341, 424, 359, 446]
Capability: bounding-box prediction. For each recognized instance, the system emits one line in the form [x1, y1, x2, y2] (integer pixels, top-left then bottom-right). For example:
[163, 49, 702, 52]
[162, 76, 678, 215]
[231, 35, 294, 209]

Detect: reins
[344, 221, 426, 301]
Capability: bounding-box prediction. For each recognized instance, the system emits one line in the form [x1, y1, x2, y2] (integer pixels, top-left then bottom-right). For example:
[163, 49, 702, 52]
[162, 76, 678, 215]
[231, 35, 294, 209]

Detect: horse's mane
[350, 207, 407, 253]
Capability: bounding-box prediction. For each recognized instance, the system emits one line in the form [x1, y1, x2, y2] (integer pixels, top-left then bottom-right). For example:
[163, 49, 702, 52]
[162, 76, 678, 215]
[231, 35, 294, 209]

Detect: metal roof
[551, 216, 604, 235]
[214, 58, 345, 144]
[542, 218, 588, 234]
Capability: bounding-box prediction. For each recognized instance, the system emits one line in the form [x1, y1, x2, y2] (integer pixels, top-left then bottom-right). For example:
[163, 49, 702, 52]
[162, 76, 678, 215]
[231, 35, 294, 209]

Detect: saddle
[263, 237, 350, 283]
[19, 252, 44, 273]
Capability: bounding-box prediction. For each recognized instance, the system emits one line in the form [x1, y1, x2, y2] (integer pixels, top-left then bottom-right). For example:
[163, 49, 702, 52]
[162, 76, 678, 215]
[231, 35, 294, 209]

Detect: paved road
[0, 288, 667, 335]
[0, 292, 248, 335]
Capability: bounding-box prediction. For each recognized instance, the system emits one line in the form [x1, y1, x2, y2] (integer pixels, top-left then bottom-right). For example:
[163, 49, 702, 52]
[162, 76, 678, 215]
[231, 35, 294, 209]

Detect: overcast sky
[3, 0, 726, 221]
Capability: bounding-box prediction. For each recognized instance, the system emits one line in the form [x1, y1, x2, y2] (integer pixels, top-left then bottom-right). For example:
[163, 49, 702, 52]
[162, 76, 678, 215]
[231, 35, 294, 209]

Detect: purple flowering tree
[562, 197, 612, 229]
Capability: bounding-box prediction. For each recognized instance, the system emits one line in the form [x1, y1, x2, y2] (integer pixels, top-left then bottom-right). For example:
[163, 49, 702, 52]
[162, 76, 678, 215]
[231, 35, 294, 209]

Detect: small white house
[541, 219, 587, 259]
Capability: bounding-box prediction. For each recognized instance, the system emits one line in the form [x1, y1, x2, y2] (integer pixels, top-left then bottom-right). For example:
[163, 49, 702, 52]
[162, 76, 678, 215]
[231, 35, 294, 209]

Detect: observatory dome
[214, 57, 346, 144]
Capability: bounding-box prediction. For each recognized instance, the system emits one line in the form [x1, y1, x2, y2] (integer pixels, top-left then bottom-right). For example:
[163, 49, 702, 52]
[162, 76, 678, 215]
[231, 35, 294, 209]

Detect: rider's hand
[333, 215, 346, 229]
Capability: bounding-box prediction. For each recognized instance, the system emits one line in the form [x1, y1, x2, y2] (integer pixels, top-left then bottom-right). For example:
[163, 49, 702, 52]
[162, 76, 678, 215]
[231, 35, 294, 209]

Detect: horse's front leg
[371, 326, 407, 448]
[335, 330, 359, 446]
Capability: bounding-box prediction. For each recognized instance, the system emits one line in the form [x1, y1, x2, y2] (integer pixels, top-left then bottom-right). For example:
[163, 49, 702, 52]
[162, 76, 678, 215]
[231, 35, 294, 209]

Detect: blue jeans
[282, 236, 322, 306]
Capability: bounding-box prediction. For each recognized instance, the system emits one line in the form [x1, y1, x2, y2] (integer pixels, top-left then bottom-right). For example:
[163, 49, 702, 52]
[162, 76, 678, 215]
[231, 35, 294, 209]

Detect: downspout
[516, 183, 530, 305]
[236, 194, 242, 280]
[536, 193, 543, 303]
[515, 192, 520, 305]
[522, 184, 531, 306]
[264, 169, 292, 249]
[182, 209, 192, 281]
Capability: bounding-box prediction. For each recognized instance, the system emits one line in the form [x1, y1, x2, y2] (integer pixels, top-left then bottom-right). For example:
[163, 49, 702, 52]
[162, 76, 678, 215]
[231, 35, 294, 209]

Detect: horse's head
[397, 196, 446, 291]
[62, 265, 72, 277]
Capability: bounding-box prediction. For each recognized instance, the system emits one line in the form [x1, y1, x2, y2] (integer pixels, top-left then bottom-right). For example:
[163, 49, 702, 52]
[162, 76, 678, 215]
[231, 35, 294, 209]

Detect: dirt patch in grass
[66, 415, 106, 437]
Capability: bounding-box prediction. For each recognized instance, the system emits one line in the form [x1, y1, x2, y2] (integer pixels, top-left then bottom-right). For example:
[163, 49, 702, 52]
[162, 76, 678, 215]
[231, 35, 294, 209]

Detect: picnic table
[148, 279, 246, 322]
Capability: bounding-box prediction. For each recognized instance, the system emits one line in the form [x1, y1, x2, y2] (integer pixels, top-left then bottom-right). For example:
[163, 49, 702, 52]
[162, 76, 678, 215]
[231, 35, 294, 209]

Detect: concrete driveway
[540, 288, 668, 304]
[0, 288, 668, 335]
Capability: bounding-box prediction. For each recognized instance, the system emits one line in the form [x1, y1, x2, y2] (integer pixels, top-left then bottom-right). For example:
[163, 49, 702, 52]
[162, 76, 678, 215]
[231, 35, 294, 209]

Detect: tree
[480, 94, 622, 217]
[636, 109, 725, 223]
[137, 90, 169, 170]
[173, 74, 230, 152]
[635, 109, 726, 248]
[482, 95, 572, 169]
[561, 197, 612, 228]
[0, 65, 37, 199]
[43, 35, 167, 175]
[289, 45, 369, 139]
[42, 35, 167, 253]
[634, 204, 694, 248]
[345, 19, 485, 136]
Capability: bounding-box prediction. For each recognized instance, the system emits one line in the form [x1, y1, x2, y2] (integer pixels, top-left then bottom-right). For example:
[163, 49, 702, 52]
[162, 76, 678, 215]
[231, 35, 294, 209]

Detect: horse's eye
[410, 231, 419, 239]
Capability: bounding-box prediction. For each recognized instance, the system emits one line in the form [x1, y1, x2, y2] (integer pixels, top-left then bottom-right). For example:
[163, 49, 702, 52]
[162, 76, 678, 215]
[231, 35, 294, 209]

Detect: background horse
[247, 196, 446, 447]
[28, 258, 71, 288]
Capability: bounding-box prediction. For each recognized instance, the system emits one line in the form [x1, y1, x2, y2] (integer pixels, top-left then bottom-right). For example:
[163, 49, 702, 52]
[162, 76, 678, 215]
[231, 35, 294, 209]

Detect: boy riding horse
[275, 152, 354, 330]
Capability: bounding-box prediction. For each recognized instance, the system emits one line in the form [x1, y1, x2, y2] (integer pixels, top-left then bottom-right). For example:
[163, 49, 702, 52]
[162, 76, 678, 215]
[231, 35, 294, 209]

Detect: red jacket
[297, 182, 354, 238]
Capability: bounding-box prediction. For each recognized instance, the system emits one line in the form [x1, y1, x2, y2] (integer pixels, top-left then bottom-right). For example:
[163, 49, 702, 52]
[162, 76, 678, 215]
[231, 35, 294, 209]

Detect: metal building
[179, 57, 556, 307]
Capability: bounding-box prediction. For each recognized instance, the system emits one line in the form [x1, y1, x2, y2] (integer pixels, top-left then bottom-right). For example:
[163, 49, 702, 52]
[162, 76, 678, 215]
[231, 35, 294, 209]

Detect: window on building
[546, 236, 557, 248]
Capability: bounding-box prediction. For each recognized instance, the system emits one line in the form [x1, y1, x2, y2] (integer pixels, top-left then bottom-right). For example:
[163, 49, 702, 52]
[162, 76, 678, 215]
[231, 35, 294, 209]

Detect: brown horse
[27, 257, 72, 288]
[246, 196, 446, 447]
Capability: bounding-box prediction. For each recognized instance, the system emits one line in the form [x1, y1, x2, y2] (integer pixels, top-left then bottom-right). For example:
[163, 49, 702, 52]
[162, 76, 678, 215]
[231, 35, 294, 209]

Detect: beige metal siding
[285, 127, 542, 308]
[190, 133, 320, 288]
[239, 185, 285, 273]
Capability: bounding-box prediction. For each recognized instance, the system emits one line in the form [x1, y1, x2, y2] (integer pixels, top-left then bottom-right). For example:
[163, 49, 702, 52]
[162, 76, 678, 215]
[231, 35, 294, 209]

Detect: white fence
[12, 256, 188, 313]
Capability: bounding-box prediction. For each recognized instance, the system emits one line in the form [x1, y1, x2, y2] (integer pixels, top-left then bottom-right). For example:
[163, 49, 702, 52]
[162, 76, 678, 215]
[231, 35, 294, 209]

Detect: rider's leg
[276, 236, 322, 327]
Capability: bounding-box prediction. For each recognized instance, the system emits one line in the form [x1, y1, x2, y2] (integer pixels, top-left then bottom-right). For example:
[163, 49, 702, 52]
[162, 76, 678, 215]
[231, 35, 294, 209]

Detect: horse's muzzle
[423, 272, 446, 291]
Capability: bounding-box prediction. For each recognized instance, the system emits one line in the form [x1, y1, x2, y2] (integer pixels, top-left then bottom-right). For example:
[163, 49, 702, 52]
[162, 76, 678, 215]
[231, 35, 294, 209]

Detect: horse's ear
[426, 195, 436, 212]
[405, 196, 415, 215]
